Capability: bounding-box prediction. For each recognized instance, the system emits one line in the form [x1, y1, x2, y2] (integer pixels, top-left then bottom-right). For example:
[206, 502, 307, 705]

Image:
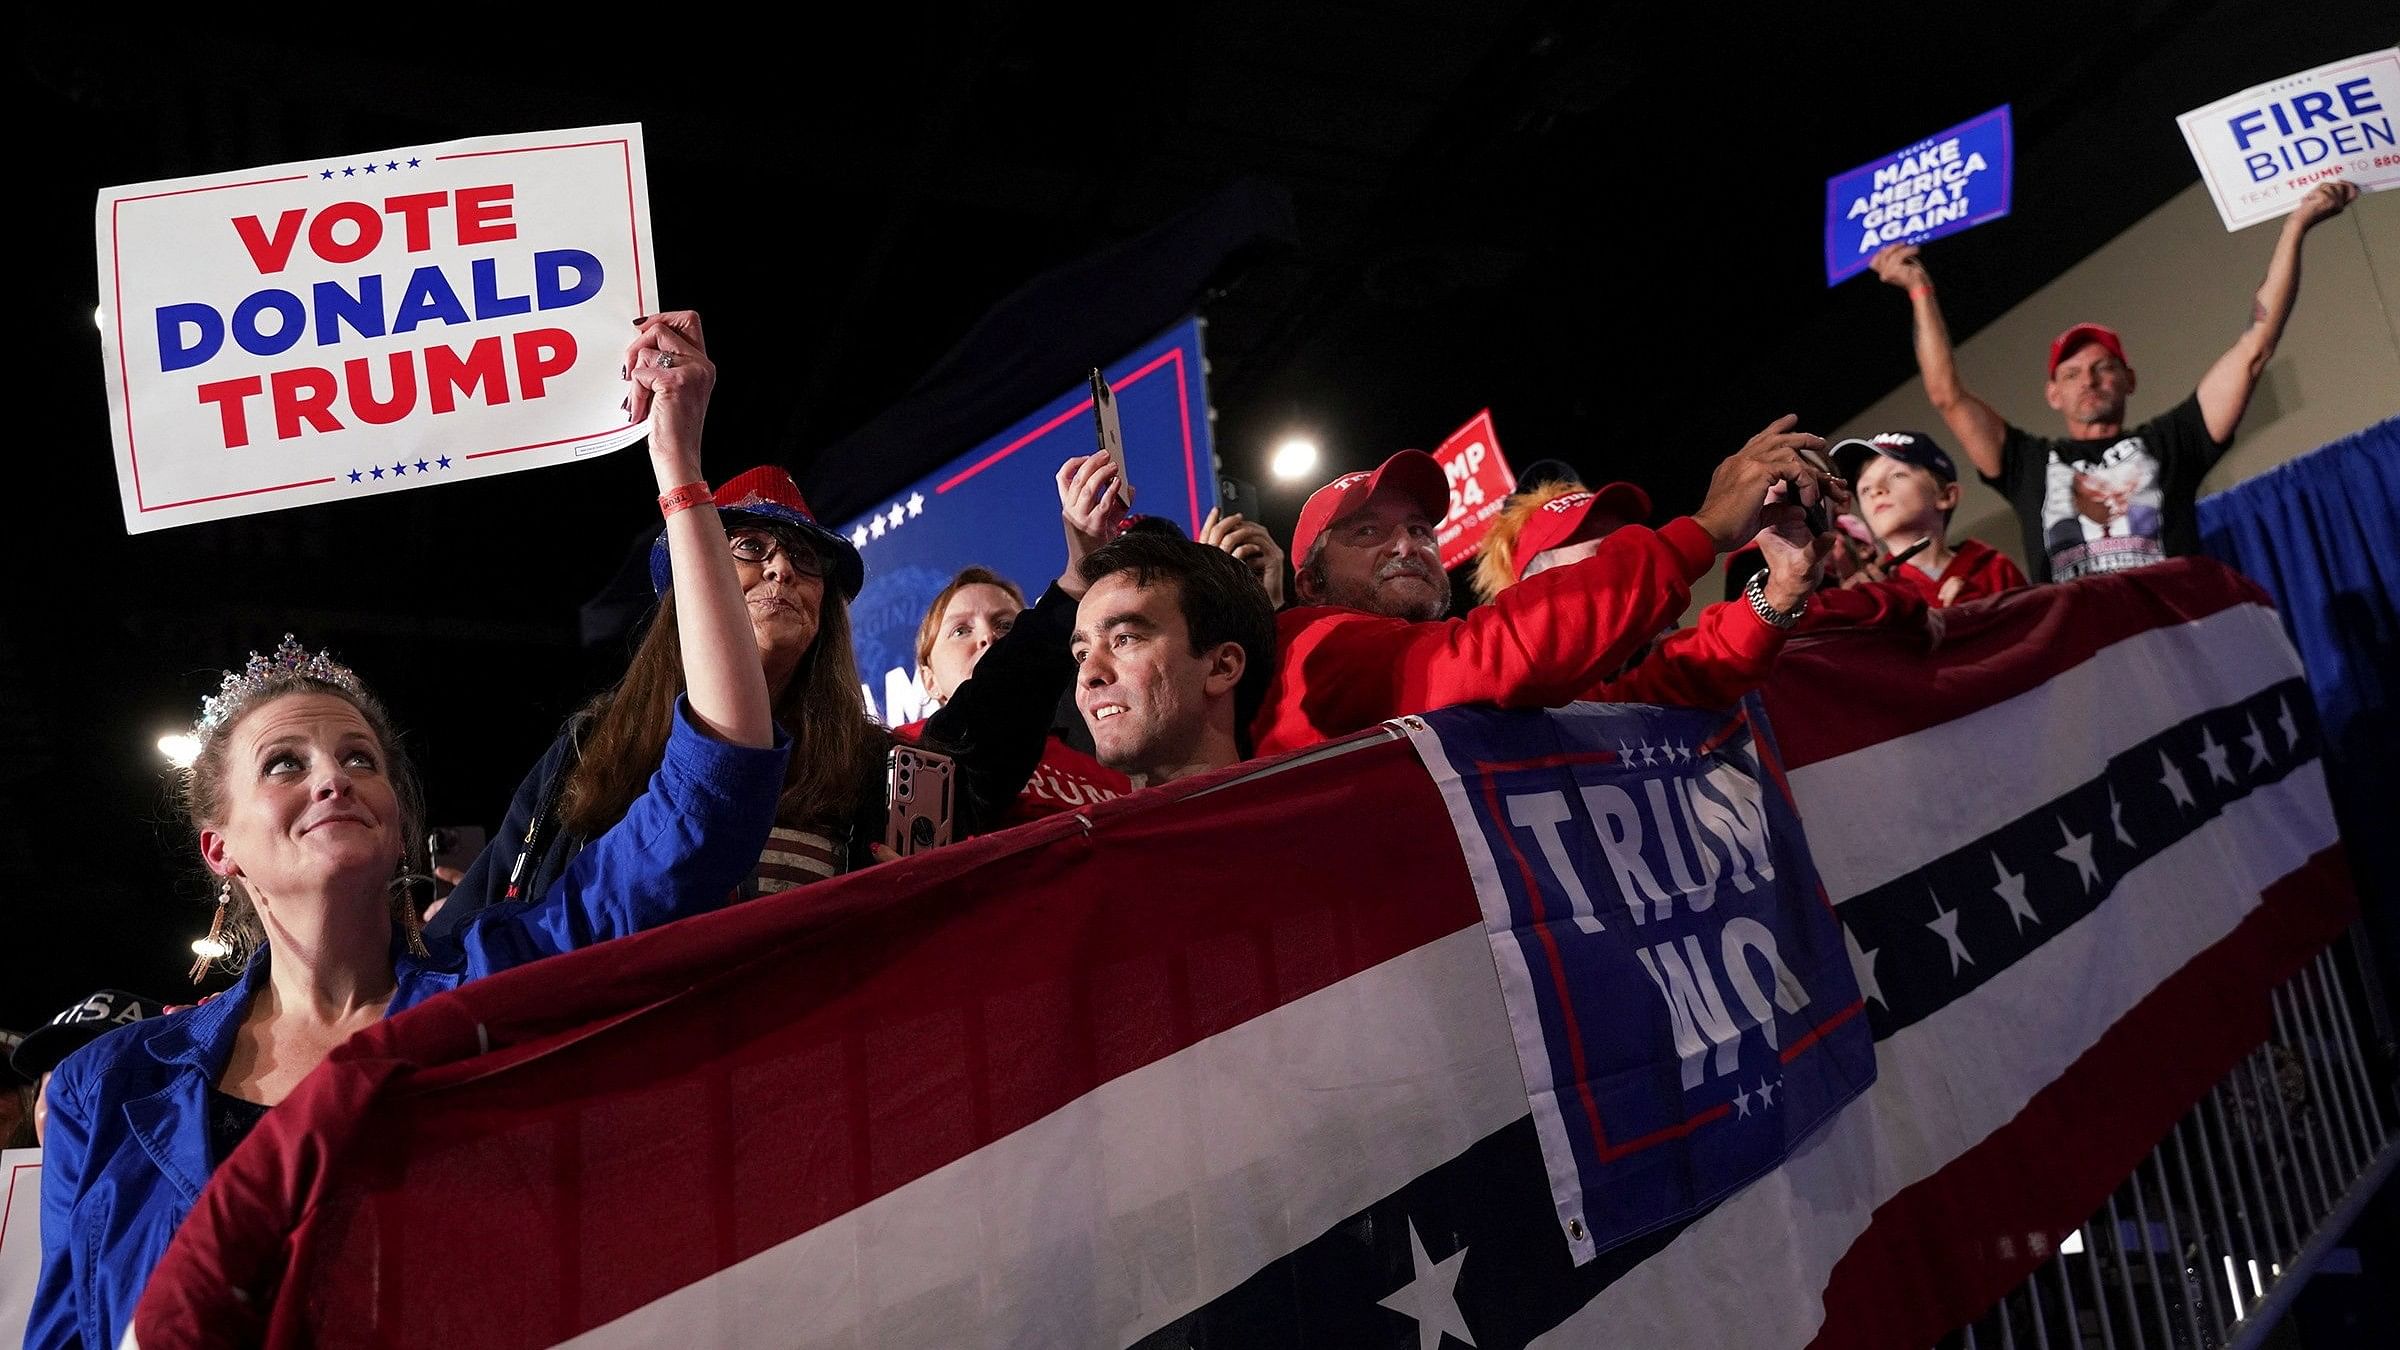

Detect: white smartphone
[1088, 368, 1131, 505]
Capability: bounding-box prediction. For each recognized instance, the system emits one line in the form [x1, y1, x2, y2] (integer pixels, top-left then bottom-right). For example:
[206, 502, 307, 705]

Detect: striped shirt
[743, 825, 844, 898]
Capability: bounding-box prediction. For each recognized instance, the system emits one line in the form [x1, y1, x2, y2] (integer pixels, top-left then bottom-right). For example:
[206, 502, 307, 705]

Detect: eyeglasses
[728, 530, 825, 577]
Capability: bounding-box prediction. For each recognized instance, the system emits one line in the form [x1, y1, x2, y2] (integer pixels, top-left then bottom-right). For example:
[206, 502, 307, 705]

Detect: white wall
[1686, 181, 2400, 622]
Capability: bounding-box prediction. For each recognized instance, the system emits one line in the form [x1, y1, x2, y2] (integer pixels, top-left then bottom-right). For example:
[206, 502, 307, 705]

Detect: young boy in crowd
[1831, 430, 2026, 606]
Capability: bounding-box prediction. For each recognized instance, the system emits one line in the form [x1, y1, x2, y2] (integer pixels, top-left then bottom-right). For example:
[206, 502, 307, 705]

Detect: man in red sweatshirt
[1253, 415, 1837, 757]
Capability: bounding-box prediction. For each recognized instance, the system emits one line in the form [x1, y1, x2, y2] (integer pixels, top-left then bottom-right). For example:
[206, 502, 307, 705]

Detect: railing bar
[2275, 982, 2358, 1186]
[2297, 962, 2374, 1169]
[2102, 1194, 2146, 1349]
[2168, 1117, 2232, 1337]
[1999, 1286, 2020, 1350]
[2258, 1023, 2332, 1223]
[2218, 1076, 2296, 1262]
[2184, 1112, 2249, 1322]
[2028, 1246, 2054, 1350]
[2225, 1137, 2400, 1350]
[2318, 949, 2390, 1141]
[2078, 1220, 2119, 1350]
[2241, 1051, 2310, 1262]
[2201, 1094, 2268, 1306]
[2139, 1151, 2202, 1349]
[2056, 1251, 2087, 1350]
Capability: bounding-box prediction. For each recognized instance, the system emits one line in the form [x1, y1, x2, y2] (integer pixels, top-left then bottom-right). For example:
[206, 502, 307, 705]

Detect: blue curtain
[2200, 416, 2400, 990]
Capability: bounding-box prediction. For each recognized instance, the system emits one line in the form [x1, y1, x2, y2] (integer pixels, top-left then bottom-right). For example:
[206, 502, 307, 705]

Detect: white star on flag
[850, 524, 870, 548]
[1844, 925, 1885, 1008]
[869, 515, 887, 540]
[2107, 786, 2136, 849]
[1756, 1078, 1779, 1107]
[1377, 1218, 1477, 1350]
[1636, 742, 1656, 767]
[2198, 728, 2235, 784]
[2241, 715, 2271, 772]
[2277, 697, 2300, 752]
[1675, 741, 1692, 763]
[906, 491, 925, 517]
[1733, 1083, 1754, 1117]
[1991, 851, 2037, 931]
[1927, 888, 1972, 974]
[2158, 750, 2195, 810]
[886, 504, 906, 530]
[2055, 817, 2100, 892]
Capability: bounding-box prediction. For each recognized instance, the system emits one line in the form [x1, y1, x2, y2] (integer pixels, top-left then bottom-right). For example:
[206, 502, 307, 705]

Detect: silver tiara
[195, 635, 364, 737]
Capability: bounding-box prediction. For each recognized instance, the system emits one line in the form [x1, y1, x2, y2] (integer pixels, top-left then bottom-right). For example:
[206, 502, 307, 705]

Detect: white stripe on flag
[1533, 761, 2334, 1348]
[562, 926, 1527, 1350]
[1789, 603, 2297, 902]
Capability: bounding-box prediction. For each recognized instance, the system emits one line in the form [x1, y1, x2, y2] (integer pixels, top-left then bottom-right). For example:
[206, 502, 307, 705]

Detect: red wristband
[658, 482, 713, 518]
[1908, 285, 1932, 301]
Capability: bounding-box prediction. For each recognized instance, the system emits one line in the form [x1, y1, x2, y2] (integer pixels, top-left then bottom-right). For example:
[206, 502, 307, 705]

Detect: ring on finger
[656, 352, 678, 369]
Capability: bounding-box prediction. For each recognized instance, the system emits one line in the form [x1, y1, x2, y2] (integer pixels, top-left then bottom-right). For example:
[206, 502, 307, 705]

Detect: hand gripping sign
[2178, 49, 2400, 232]
[95, 124, 658, 533]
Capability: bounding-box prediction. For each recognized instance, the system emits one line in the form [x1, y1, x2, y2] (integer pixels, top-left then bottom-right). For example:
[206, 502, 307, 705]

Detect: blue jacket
[27, 698, 790, 1350]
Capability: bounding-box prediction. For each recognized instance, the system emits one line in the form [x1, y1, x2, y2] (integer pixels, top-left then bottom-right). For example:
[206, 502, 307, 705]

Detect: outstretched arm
[1871, 243, 2007, 478]
[625, 312, 775, 750]
[2196, 181, 2359, 444]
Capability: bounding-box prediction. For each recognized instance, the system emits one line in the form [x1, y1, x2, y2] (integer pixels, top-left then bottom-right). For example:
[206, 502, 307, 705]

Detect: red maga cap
[2048, 323, 2126, 377]
[1511, 482, 1652, 581]
[1290, 449, 1450, 564]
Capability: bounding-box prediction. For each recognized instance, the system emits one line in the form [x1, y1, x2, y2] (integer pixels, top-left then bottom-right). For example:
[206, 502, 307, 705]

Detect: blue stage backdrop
[836, 318, 1214, 725]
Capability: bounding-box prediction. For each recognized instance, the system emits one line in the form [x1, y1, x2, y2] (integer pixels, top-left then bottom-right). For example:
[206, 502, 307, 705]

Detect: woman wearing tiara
[25, 313, 790, 1350]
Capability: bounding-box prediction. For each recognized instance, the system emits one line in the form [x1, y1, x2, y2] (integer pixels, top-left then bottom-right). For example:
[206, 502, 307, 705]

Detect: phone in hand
[1088, 369, 1131, 506]
[1793, 443, 1834, 537]
[1218, 474, 1263, 523]
[886, 744, 957, 857]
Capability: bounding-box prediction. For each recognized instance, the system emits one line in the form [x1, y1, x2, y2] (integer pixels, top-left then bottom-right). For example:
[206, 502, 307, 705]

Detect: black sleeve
[423, 724, 581, 944]
[2161, 392, 2233, 475]
[918, 583, 1078, 837]
[1983, 421, 2039, 501]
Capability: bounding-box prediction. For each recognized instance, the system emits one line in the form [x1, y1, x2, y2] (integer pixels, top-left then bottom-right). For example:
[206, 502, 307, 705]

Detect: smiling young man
[1252, 417, 1838, 757]
[1829, 430, 2025, 606]
[1870, 179, 2359, 582]
[1070, 528, 1278, 787]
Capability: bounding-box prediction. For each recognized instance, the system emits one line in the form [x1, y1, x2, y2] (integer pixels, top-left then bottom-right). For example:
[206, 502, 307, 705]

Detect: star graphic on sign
[2107, 786, 2136, 849]
[319, 169, 334, 180]
[2277, 697, 2300, 754]
[1618, 742, 1638, 765]
[1844, 925, 1885, 1008]
[1756, 1078, 1779, 1107]
[391, 461, 408, 476]
[347, 469, 362, 483]
[435, 455, 451, 469]
[362, 162, 377, 174]
[1377, 1218, 1477, 1350]
[368, 465, 384, 479]
[2055, 817, 2099, 892]
[386, 160, 399, 171]
[1733, 1083, 1754, 1117]
[886, 503, 906, 530]
[907, 491, 925, 517]
[850, 524, 871, 548]
[342, 165, 356, 177]
[2241, 715, 2271, 772]
[407, 157, 421, 168]
[414, 458, 429, 474]
[2197, 728, 2235, 785]
[1991, 851, 2037, 931]
[868, 515, 887, 539]
[1927, 889, 1972, 974]
[2159, 750, 2195, 810]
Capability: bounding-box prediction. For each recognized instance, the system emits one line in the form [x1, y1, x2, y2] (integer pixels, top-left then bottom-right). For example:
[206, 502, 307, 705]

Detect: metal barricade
[1940, 937, 2396, 1350]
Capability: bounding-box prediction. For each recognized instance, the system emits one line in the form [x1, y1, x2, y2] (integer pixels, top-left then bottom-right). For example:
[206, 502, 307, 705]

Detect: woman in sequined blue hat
[26, 312, 794, 1350]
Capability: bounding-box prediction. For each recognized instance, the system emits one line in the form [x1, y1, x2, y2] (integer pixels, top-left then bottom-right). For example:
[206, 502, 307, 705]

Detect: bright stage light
[157, 733, 201, 768]
[1270, 437, 1319, 481]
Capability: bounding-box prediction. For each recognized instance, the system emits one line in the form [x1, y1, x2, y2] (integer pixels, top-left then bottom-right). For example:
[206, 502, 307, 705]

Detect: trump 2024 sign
[95, 124, 658, 533]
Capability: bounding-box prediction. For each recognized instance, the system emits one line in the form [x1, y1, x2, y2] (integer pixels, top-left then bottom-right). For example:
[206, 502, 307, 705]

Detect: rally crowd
[6, 177, 2362, 1350]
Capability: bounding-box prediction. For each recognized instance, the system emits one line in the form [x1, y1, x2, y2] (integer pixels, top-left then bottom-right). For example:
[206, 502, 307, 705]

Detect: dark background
[5, 4, 2388, 1025]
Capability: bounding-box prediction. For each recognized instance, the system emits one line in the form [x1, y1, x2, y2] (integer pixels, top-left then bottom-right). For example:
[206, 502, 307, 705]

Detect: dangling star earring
[189, 877, 234, 983]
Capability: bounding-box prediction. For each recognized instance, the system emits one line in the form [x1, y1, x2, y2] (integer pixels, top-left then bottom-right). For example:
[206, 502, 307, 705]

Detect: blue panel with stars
[832, 318, 1213, 720]
[1416, 696, 1876, 1263]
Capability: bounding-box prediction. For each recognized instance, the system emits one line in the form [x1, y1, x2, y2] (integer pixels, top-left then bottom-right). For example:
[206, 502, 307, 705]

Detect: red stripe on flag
[138, 738, 1483, 1348]
[1807, 844, 2357, 1350]
[1766, 558, 2270, 771]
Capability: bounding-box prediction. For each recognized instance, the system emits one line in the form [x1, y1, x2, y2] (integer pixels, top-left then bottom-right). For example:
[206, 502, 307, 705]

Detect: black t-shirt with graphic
[1986, 393, 2229, 583]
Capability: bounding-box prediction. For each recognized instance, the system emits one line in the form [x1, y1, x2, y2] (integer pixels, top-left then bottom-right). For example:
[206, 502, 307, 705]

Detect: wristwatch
[1745, 569, 1807, 630]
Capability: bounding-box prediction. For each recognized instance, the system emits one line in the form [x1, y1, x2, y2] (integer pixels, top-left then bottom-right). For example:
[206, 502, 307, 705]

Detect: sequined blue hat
[649, 465, 865, 600]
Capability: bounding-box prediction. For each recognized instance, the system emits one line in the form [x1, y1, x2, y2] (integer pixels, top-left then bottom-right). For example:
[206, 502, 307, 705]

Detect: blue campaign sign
[836, 318, 1214, 725]
[1405, 697, 1876, 1264]
[1825, 105, 2013, 284]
